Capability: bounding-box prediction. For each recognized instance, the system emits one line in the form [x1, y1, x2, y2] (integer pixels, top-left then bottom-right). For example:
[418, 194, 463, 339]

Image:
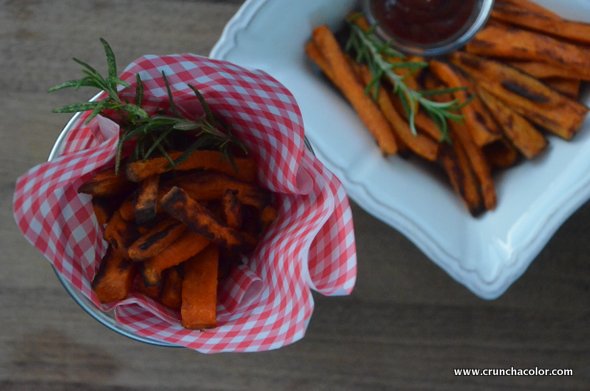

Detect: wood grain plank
[1, 0, 589, 390]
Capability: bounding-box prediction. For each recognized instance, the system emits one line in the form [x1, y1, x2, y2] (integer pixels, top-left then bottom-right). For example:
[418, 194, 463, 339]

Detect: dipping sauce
[370, 0, 479, 46]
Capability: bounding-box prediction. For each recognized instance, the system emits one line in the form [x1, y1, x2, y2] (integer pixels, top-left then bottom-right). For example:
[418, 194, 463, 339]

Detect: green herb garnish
[345, 17, 471, 141]
[49, 38, 246, 173]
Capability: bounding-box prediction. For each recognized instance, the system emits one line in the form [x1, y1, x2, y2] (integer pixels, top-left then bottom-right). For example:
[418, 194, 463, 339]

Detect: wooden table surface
[1, 1, 588, 390]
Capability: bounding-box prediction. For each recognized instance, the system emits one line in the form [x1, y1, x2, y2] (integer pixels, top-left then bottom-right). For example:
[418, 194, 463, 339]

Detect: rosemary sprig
[49, 39, 246, 173]
[345, 21, 471, 141]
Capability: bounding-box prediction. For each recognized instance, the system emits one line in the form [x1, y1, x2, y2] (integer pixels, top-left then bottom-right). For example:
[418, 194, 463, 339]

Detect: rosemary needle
[49, 39, 246, 173]
[345, 20, 471, 141]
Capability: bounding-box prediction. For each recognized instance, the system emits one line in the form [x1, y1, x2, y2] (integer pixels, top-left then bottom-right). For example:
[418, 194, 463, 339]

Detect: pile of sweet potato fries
[82, 150, 276, 329]
[306, 0, 589, 216]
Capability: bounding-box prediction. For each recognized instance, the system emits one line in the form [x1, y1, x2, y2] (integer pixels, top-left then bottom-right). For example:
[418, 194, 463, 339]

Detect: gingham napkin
[13, 54, 357, 352]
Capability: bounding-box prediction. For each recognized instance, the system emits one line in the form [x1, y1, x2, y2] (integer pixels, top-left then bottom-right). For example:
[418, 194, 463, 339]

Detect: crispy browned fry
[429, 60, 501, 146]
[544, 78, 581, 99]
[92, 247, 136, 303]
[311, 25, 398, 155]
[142, 231, 209, 286]
[126, 150, 257, 183]
[181, 245, 218, 329]
[451, 52, 588, 140]
[507, 59, 581, 98]
[483, 139, 520, 169]
[128, 219, 186, 261]
[160, 267, 183, 310]
[465, 23, 590, 80]
[222, 190, 242, 229]
[496, 0, 561, 20]
[170, 172, 271, 210]
[439, 148, 461, 198]
[79, 167, 132, 197]
[135, 175, 159, 224]
[354, 63, 439, 161]
[439, 145, 484, 216]
[161, 187, 251, 251]
[492, 1, 590, 45]
[508, 61, 577, 80]
[451, 120, 497, 211]
[104, 209, 138, 250]
[477, 87, 547, 159]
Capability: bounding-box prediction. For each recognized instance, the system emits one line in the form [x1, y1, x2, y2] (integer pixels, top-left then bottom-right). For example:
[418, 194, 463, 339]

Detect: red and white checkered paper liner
[13, 54, 356, 352]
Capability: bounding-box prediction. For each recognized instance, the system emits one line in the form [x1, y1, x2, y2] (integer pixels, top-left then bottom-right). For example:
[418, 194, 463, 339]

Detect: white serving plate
[211, 0, 590, 299]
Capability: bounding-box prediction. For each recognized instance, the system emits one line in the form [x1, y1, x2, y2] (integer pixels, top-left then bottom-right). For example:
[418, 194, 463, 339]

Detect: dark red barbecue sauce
[370, 0, 479, 46]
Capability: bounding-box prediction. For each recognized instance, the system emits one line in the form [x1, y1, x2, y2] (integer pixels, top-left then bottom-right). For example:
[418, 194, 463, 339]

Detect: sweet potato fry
[170, 172, 271, 210]
[128, 219, 186, 261]
[161, 186, 252, 252]
[492, 1, 590, 45]
[160, 267, 183, 310]
[451, 120, 497, 211]
[222, 190, 242, 229]
[142, 231, 209, 286]
[79, 167, 132, 197]
[483, 139, 520, 169]
[126, 150, 257, 183]
[508, 61, 577, 80]
[495, 0, 561, 20]
[135, 175, 159, 224]
[181, 245, 219, 329]
[355, 64, 439, 161]
[425, 63, 496, 208]
[92, 247, 136, 303]
[477, 87, 547, 159]
[429, 60, 501, 146]
[104, 209, 138, 250]
[305, 41, 336, 84]
[465, 23, 590, 80]
[311, 25, 398, 155]
[544, 78, 581, 99]
[439, 145, 484, 216]
[451, 52, 588, 140]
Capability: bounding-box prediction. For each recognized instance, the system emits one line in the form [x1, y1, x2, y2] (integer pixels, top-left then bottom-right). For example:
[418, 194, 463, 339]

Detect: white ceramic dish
[211, 0, 590, 299]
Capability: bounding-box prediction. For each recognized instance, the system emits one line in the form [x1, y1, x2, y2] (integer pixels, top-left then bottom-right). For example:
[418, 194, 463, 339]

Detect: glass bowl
[362, 0, 495, 56]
